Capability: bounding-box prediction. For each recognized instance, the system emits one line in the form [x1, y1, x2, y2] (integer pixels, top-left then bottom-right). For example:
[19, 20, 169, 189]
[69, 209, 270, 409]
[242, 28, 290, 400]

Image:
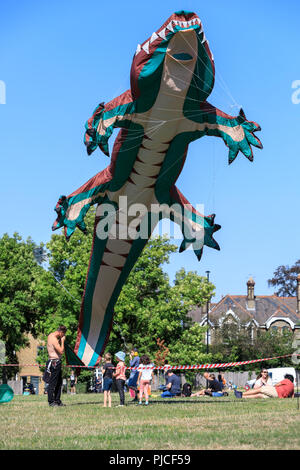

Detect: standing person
[137, 355, 154, 406]
[101, 353, 114, 408]
[127, 348, 140, 402]
[46, 325, 67, 407]
[69, 370, 77, 395]
[113, 351, 126, 407]
[253, 369, 272, 389]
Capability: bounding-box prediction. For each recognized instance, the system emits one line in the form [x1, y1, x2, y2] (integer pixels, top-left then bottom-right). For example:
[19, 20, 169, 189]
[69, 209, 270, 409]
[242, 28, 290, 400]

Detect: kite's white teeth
[150, 32, 158, 43]
[158, 28, 166, 40]
[167, 22, 174, 33]
[172, 17, 201, 28]
[135, 17, 204, 56]
[142, 41, 150, 54]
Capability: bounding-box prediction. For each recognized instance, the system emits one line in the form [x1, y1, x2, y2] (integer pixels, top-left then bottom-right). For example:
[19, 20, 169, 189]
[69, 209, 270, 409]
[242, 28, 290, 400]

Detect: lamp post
[206, 271, 210, 355]
[205, 271, 210, 390]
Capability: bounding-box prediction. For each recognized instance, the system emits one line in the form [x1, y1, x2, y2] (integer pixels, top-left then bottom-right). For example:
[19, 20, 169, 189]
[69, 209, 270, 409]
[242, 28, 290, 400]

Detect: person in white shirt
[137, 355, 154, 406]
[253, 369, 272, 389]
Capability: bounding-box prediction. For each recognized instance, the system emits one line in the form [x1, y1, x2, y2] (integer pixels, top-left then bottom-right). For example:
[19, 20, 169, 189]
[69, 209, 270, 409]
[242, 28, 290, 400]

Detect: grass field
[1, 392, 300, 450]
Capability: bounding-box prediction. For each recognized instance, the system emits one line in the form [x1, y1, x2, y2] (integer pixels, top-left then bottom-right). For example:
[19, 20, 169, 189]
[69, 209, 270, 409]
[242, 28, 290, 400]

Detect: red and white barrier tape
[0, 353, 299, 370]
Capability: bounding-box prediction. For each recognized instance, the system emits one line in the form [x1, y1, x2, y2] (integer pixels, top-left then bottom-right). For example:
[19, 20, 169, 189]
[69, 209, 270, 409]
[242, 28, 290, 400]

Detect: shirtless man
[46, 325, 67, 407]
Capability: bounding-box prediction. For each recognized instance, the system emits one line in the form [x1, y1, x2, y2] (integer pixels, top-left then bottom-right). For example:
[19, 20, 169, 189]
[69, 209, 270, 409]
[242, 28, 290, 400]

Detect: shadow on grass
[65, 399, 239, 407]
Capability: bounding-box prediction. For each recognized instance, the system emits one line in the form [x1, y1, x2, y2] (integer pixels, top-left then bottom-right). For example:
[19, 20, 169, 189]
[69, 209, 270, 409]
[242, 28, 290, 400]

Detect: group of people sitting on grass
[102, 349, 295, 407]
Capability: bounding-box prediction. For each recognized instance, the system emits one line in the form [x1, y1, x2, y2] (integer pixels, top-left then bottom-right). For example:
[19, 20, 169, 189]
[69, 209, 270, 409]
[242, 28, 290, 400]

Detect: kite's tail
[74, 211, 151, 367]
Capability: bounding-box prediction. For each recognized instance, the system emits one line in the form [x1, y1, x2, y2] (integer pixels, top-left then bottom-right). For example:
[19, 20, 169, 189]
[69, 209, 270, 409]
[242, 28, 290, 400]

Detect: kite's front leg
[195, 101, 263, 164]
[52, 169, 112, 240]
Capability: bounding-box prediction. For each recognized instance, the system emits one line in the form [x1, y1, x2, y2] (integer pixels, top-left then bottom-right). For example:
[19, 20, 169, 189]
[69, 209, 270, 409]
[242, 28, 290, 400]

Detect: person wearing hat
[113, 351, 126, 407]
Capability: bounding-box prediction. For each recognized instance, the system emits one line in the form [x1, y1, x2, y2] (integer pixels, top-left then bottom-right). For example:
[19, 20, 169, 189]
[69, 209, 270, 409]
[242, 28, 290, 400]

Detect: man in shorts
[236, 374, 295, 399]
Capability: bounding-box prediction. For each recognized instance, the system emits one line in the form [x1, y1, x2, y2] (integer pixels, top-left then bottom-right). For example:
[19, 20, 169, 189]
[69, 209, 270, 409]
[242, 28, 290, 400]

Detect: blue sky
[0, 0, 299, 302]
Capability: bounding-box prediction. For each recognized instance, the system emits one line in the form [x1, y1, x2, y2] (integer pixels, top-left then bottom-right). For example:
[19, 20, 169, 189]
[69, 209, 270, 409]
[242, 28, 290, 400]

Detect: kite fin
[65, 343, 87, 375]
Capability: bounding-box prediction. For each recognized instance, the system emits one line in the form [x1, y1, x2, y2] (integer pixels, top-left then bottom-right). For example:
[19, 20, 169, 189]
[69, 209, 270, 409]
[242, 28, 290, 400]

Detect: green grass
[1, 392, 300, 450]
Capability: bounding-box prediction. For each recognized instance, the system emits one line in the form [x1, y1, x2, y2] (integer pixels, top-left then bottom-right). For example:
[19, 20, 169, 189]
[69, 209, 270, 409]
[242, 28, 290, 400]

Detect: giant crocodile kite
[53, 10, 262, 367]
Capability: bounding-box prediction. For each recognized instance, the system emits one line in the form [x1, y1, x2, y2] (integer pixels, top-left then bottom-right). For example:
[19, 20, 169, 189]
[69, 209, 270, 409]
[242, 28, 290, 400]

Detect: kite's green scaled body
[53, 11, 262, 366]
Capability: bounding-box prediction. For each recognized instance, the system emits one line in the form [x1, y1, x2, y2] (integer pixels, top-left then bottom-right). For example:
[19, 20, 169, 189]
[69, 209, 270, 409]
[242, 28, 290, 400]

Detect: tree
[210, 323, 294, 370]
[0, 233, 43, 379]
[109, 240, 215, 358]
[168, 323, 213, 366]
[268, 260, 300, 296]
[34, 209, 96, 344]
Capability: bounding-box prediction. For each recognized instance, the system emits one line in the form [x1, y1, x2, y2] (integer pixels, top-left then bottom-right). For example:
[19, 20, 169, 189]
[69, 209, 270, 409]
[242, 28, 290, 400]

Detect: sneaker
[234, 390, 243, 399]
[116, 404, 125, 407]
[55, 402, 66, 407]
[138, 401, 142, 405]
[49, 402, 57, 407]
[145, 402, 149, 406]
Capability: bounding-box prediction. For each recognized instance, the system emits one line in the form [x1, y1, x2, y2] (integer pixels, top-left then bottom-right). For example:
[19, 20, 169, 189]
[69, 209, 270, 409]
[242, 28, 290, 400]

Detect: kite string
[179, 31, 240, 109]
[37, 258, 128, 351]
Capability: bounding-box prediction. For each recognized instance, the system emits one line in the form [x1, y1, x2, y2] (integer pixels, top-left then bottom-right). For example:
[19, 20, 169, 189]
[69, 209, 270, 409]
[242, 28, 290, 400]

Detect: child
[137, 355, 154, 405]
[101, 353, 114, 407]
[113, 351, 126, 407]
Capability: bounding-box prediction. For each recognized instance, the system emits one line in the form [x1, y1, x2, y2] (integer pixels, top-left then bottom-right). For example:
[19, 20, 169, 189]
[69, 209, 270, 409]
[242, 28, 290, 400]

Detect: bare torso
[47, 332, 63, 360]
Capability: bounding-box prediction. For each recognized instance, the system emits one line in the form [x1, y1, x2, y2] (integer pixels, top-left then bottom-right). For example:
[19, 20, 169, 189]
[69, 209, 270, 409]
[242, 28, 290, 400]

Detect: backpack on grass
[182, 383, 192, 397]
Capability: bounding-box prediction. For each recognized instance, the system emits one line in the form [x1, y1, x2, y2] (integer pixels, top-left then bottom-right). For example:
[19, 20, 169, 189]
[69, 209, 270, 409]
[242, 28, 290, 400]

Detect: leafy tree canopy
[0, 233, 44, 378]
[268, 260, 300, 296]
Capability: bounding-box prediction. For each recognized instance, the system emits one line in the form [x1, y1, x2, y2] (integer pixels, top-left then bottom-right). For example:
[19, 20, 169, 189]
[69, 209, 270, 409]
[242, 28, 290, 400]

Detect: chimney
[297, 274, 300, 313]
[247, 277, 255, 310]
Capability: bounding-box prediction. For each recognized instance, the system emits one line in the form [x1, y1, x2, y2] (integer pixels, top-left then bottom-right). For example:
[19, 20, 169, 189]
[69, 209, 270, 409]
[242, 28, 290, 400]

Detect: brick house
[16, 333, 45, 395]
[189, 276, 300, 345]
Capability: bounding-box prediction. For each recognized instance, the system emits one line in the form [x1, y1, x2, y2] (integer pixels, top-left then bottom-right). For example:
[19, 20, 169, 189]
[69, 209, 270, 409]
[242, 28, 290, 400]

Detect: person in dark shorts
[101, 353, 114, 407]
[70, 370, 77, 394]
[191, 372, 227, 397]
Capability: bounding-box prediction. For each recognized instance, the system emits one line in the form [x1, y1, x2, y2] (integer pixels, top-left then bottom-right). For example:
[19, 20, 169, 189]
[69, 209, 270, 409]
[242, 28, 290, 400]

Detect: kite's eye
[172, 53, 193, 61]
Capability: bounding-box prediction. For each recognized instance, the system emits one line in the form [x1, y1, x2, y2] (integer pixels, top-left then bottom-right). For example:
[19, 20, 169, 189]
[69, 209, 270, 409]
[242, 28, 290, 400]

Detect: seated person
[253, 369, 272, 389]
[191, 372, 226, 397]
[217, 371, 226, 389]
[237, 374, 294, 399]
[161, 371, 181, 398]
